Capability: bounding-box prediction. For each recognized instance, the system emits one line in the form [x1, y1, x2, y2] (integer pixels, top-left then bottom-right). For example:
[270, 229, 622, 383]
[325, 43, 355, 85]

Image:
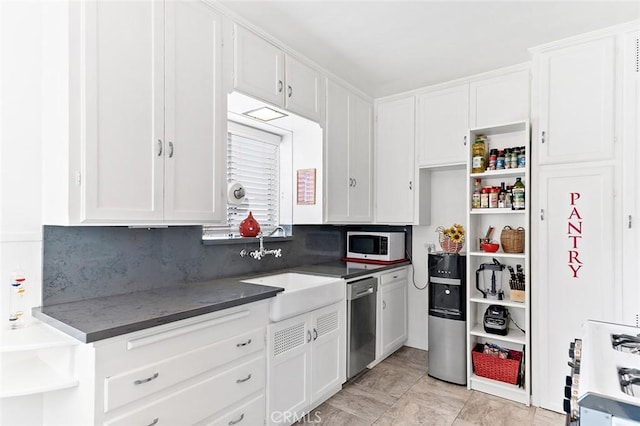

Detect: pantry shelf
[466, 119, 530, 405]
[469, 324, 526, 345]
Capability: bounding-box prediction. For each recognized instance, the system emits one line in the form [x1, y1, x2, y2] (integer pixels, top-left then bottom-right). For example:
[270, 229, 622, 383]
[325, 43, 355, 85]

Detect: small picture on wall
[297, 168, 316, 205]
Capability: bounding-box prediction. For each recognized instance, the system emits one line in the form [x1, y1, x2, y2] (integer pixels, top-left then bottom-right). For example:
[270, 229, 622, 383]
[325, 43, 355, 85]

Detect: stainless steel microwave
[346, 231, 405, 262]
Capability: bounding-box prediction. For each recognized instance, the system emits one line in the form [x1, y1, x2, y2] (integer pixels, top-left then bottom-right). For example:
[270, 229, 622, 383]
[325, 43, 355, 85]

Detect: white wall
[406, 167, 466, 350]
[0, 1, 46, 423]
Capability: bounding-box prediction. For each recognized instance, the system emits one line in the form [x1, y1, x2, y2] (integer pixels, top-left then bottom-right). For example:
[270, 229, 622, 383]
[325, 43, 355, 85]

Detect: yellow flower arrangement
[436, 223, 465, 253]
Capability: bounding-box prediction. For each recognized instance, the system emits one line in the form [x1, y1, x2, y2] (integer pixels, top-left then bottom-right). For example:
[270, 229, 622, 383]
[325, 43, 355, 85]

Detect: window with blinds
[203, 122, 281, 238]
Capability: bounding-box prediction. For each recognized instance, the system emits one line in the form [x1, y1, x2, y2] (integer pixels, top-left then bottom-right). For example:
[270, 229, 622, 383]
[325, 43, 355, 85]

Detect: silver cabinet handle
[307, 330, 312, 343]
[278, 80, 283, 93]
[541, 131, 546, 144]
[236, 373, 252, 383]
[134, 372, 159, 385]
[463, 135, 467, 146]
[383, 300, 386, 310]
[313, 328, 318, 341]
[147, 418, 159, 426]
[168, 141, 174, 158]
[156, 139, 163, 156]
[540, 209, 545, 221]
[229, 413, 245, 425]
[629, 214, 633, 229]
[288, 85, 292, 98]
[353, 178, 357, 187]
[409, 181, 412, 190]
[392, 275, 399, 279]
[348, 178, 353, 187]
[236, 338, 252, 347]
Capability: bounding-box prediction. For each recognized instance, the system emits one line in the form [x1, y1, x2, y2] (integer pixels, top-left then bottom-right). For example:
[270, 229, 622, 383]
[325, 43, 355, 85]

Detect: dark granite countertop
[291, 260, 412, 280]
[33, 277, 283, 343]
[33, 260, 411, 344]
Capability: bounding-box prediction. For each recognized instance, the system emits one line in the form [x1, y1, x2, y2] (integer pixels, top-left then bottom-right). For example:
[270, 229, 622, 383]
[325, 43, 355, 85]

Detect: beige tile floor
[300, 346, 565, 426]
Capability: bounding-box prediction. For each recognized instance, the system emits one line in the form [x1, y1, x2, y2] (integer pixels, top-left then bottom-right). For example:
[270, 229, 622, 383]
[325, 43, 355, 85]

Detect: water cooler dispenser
[427, 253, 467, 385]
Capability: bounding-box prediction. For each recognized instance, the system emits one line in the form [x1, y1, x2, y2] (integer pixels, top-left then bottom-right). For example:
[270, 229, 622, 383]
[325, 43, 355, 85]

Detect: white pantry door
[535, 165, 615, 412]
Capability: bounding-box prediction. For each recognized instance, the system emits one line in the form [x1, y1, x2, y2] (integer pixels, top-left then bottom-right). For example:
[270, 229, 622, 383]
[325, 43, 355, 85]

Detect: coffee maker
[476, 258, 505, 300]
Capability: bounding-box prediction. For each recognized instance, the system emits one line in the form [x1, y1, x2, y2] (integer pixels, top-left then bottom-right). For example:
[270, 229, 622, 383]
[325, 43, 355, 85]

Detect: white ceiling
[220, 1, 640, 98]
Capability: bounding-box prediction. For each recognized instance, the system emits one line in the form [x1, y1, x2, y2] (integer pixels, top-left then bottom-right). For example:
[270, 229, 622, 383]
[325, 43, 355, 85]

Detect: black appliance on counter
[427, 253, 466, 385]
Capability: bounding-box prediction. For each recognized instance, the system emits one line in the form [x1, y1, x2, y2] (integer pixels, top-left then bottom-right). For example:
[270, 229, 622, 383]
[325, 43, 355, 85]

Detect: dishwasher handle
[347, 277, 378, 300]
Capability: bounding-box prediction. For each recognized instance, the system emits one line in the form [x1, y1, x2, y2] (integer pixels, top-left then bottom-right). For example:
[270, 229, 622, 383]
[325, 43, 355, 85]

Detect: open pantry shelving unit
[465, 121, 531, 405]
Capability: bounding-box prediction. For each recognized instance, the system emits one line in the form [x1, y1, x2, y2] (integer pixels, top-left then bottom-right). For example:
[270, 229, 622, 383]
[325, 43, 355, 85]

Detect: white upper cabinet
[416, 84, 469, 167]
[325, 80, 372, 223]
[81, 0, 165, 222]
[42, 0, 225, 225]
[164, 1, 226, 222]
[233, 24, 325, 123]
[534, 35, 617, 165]
[233, 24, 284, 108]
[375, 96, 415, 224]
[469, 69, 530, 128]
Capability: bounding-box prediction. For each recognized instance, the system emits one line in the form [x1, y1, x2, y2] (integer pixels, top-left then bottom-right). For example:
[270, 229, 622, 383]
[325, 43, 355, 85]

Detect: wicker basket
[500, 226, 525, 253]
[472, 343, 522, 385]
[439, 235, 464, 254]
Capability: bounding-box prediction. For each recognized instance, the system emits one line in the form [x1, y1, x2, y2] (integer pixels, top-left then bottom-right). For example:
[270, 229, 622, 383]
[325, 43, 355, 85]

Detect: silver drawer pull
[236, 373, 252, 383]
[147, 418, 159, 426]
[134, 372, 159, 385]
[236, 339, 252, 347]
[228, 413, 245, 425]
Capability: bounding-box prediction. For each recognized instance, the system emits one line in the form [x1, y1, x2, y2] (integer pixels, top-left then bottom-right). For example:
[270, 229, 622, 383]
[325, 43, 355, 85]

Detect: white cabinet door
[164, 1, 225, 222]
[325, 81, 372, 223]
[285, 56, 325, 122]
[325, 81, 350, 222]
[348, 94, 373, 223]
[535, 166, 615, 412]
[82, 0, 164, 222]
[416, 85, 469, 167]
[310, 303, 345, 404]
[469, 70, 530, 128]
[536, 36, 616, 165]
[375, 97, 415, 224]
[267, 314, 312, 424]
[233, 24, 284, 108]
[380, 279, 408, 357]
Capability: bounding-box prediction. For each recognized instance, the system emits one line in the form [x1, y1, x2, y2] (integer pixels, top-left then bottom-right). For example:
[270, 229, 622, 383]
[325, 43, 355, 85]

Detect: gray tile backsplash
[42, 225, 346, 306]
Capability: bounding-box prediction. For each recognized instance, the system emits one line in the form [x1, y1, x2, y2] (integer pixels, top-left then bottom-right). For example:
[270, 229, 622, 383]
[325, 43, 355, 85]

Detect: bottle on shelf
[489, 186, 499, 208]
[496, 150, 505, 170]
[505, 185, 513, 209]
[512, 177, 525, 210]
[9, 269, 26, 329]
[480, 186, 490, 208]
[488, 149, 498, 171]
[471, 136, 487, 174]
[498, 182, 507, 208]
[472, 178, 482, 209]
[518, 146, 526, 168]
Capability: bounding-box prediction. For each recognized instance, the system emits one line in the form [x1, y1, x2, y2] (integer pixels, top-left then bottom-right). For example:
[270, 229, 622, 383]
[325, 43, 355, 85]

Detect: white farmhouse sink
[241, 273, 345, 322]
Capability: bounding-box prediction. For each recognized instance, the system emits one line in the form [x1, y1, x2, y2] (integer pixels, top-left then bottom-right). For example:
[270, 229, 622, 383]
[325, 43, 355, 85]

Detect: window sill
[201, 235, 294, 246]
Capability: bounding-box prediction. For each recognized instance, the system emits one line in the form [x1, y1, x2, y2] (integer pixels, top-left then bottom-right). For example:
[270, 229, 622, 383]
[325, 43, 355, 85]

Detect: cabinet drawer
[200, 393, 265, 426]
[97, 302, 268, 376]
[105, 355, 265, 426]
[104, 327, 264, 412]
[379, 268, 408, 286]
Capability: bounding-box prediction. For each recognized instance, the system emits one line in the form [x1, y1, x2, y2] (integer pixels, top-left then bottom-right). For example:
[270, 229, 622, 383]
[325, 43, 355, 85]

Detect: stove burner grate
[618, 367, 640, 397]
[612, 334, 640, 355]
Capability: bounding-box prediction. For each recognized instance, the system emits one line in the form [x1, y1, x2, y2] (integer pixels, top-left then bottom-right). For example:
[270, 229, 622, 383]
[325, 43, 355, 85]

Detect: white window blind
[204, 122, 281, 238]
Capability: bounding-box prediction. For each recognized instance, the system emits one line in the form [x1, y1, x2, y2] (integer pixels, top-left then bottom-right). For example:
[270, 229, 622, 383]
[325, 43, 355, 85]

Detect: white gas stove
[566, 320, 640, 425]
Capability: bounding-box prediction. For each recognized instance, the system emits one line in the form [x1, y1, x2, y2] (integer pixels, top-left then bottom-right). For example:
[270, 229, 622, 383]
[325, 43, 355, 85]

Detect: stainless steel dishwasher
[346, 276, 378, 379]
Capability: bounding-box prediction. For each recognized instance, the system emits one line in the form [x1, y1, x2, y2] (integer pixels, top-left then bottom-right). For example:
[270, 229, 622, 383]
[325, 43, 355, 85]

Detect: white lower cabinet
[377, 267, 409, 361]
[267, 301, 346, 426]
[48, 301, 269, 425]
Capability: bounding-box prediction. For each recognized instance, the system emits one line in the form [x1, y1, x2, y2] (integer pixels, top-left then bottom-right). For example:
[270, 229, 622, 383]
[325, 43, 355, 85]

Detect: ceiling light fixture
[243, 106, 287, 122]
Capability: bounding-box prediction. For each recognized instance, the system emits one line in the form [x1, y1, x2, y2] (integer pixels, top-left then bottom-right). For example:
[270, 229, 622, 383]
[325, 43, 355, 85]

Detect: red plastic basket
[472, 343, 522, 385]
